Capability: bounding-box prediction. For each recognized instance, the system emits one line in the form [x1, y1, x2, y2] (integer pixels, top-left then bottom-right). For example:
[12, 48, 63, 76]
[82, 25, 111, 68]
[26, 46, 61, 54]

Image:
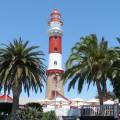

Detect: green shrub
[16, 108, 42, 120]
[26, 102, 43, 112]
[41, 111, 58, 120]
[15, 102, 58, 120]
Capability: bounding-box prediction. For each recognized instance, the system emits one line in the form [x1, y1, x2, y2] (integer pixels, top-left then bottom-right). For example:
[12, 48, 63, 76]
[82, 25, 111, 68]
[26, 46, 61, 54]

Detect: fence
[81, 105, 114, 116]
[43, 104, 120, 119]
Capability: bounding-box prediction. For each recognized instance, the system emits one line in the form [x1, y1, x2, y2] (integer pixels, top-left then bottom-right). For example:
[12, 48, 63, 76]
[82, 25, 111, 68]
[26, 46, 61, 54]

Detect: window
[54, 61, 57, 65]
[54, 36, 57, 39]
[54, 47, 58, 51]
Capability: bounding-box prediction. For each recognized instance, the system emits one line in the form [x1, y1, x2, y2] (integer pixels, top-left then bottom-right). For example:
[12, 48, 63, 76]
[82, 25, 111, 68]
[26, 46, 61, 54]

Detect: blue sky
[0, 0, 120, 100]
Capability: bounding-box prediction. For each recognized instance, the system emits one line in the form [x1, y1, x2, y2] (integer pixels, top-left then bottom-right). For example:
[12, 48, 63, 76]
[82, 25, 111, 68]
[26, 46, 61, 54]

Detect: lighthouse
[46, 9, 64, 99]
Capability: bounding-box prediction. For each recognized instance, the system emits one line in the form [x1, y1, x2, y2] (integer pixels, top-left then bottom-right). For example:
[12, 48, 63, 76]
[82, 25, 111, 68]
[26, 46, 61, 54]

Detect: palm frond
[0, 39, 46, 96]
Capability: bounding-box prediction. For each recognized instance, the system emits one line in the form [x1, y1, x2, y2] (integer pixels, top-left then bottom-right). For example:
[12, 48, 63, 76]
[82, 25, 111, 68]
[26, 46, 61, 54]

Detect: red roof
[0, 94, 13, 102]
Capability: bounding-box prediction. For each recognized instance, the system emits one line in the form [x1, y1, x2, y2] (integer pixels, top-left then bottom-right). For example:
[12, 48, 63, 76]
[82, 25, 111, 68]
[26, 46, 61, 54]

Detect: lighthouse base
[46, 73, 64, 99]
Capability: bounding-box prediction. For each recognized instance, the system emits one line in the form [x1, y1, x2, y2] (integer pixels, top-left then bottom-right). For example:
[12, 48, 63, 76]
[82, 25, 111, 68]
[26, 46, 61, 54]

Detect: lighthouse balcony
[49, 27, 61, 30]
[48, 29, 63, 37]
[46, 68, 64, 74]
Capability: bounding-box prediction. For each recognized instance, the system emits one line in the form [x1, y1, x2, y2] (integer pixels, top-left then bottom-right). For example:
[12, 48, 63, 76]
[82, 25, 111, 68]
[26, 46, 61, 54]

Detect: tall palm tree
[108, 38, 120, 101]
[0, 38, 46, 120]
[63, 34, 116, 105]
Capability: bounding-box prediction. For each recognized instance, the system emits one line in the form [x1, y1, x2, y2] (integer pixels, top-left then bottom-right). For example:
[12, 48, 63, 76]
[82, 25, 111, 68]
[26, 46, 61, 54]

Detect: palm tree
[108, 38, 120, 101]
[0, 38, 46, 120]
[63, 34, 116, 105]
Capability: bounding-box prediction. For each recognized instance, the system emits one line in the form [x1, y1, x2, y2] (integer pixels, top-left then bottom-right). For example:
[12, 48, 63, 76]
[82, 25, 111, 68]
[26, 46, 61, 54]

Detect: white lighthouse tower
[46, 9, 64, 99]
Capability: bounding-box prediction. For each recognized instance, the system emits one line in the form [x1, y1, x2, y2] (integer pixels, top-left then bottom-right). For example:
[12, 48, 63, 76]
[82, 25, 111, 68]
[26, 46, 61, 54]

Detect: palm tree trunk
[96, 80, 103, 105]
[9, 84, 22, 120]
[96, 80, 104, 116]
[103, 80, 108, 100]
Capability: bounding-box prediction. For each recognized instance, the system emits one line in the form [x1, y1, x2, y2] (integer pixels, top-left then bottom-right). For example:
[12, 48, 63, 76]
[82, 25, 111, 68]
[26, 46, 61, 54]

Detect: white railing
[43, 105, 119, 118]
[81, 105, 114, 116]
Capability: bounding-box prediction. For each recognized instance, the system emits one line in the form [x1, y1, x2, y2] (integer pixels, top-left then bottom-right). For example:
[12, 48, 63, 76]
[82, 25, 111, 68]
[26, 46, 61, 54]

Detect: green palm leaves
[0, 39, 46, 95]
[63, 34, 117, 105]
[109, 38, 120, 101]
[0, 38, 46, 119]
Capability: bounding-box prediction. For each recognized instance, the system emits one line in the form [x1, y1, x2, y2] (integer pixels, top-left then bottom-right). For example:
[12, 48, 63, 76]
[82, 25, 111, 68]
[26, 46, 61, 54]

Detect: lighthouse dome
[51, 9, 61, 15]
[49, 9, 62, 23]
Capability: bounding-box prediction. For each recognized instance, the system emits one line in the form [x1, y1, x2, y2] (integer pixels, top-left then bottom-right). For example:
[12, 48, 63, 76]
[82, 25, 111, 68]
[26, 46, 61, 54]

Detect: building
[46, 9, 64, 99]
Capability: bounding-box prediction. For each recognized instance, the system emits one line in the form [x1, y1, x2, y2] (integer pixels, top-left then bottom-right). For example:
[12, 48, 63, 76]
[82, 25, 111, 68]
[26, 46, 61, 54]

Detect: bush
[15, 102, 58, 120]
[41, 111, 58, 120]
[26, 102, 43, 112]
[16, 109, 58, 120]
[16, 108, 42, 120]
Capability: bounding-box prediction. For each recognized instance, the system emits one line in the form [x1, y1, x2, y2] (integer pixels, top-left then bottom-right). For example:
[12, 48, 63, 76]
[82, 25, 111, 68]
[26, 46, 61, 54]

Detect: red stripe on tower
[49, 36, 62, 53]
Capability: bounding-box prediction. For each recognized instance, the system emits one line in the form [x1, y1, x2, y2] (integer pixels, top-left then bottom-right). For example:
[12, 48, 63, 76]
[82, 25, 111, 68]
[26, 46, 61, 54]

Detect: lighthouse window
[54, 61, 57, 65]
[54, 47, 58, 51]
[54, 36, 57, 39]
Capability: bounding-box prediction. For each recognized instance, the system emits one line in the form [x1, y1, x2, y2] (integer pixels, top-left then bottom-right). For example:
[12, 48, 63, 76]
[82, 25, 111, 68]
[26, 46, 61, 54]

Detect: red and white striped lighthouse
[46, 9, 64, 99]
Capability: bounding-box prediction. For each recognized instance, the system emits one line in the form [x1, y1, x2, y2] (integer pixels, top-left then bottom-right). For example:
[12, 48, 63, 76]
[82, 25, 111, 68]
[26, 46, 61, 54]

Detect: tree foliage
[16, 108, 43, 120]
[26, 102, 43, 112]
[0, 39, 46, 94]
[108, 38, 120, 101]
[41, 111, 58, 120]
[63, 34, 117, 105]
[16, 103, 58, 120]
[0, 38, 46, 119]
